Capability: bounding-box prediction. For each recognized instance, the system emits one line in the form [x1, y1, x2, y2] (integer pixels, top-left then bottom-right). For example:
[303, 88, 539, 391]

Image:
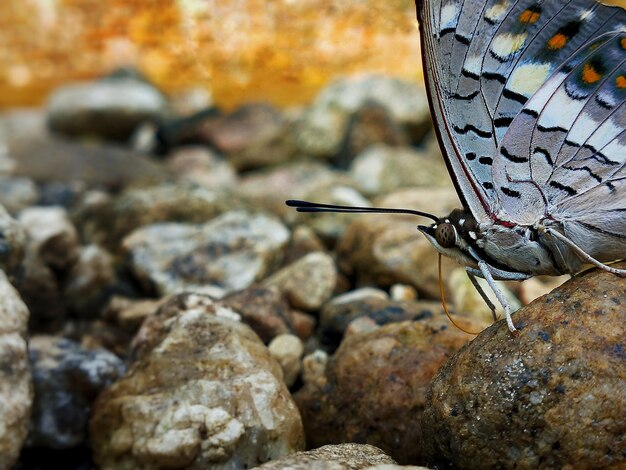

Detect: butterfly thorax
[419, 209, 579, 277]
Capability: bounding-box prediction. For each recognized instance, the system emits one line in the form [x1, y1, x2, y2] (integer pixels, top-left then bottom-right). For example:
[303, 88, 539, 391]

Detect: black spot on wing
[479, 156, 493, 165]
[482, 71, 507, 84]
[482, 182, 494, 189]
[455, 33, 470, 45]
[440, 27, 455, 37]
[501, 147, 529, 163]
[466, 152, 476, 161]
[450, 89, 479, 100]
[500, 187, 521, 198]
[503, 88, 529, 105]
[462, 68, 480, 80]
[533, 147, 553, 165]
[595, 94, 614, 110]
[521, 108, 539, 118]
[537, 124, 569, 133]
[494, 116, 514, 128]
[549, 181, 577, 196]
[562, 165, 602, 182]
[453, 124, 493, 139]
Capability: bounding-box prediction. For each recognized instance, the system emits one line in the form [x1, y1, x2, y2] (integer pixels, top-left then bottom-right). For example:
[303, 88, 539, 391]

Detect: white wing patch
[508, 62, 552, 100]
[491, 33, 528, 59]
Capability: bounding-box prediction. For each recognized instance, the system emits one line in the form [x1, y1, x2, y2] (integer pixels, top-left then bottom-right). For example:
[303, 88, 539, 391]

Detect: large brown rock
[422, 263, 626, 469]
[295, 311, 482, 464]
[90, 294, 305, 469]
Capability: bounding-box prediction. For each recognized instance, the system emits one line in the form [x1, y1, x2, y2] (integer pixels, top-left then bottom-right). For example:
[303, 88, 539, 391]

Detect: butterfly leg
[473, 261, 518, 334]
[541, 227, 626, 277]
[466, 270, 498, 322]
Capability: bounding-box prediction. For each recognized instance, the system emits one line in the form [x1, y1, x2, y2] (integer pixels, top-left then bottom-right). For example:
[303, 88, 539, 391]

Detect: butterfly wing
[492, 30, 626, 261]
[416, 0, 626, 223]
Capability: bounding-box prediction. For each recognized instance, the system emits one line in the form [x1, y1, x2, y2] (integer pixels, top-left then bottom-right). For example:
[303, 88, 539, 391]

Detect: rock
[0, 270, 32, 469]
[62, 245, 118, 318]
[256, 443, 396, 469]
[169, 87, 214, 117]
[62, 319, 135, 359]
[295, 315, 480, 464]
[37, 181, 86, 209]
[264, 251, 337, 311]
[292, 185, 372, 243]
[291, 310, 317, 341]
[390, 284, 417, 302]
[199, 103, 296, 171]
[0, 177, 39, 214]
[319, 291, 484, 352]
[8, 135, 166, 190]
[12, 249, 64, 330]
[336, 187, 461, 299]
[332, 102, 409, 169]
[295, 74, 431, 159]
[102, 296, 166, 332]
[448, 267, 520, 325]
[518, 275, 570, 305]
[0, 204, 26, 274]
[349, 144, 449, 197]
[283, 225, 326, 264]
[166, 146, 238, 190]
[422, 263, 626, 470]
[237, 161, 351, 220]
[47, 78, 168, 141]
[90, 293, 305, 469]
[268, 334, 304, 387]
[301, 350, 330, 389]
[19, 206, 79, 271]
[221, 285, 297, 343]
[27, 336, 125, 449]
[77, 182, 248, 249]
[123, 211, 290, 298]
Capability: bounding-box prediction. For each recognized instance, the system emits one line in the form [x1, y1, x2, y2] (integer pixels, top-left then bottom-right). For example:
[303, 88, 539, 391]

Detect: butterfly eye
[435, 223, 456, 248]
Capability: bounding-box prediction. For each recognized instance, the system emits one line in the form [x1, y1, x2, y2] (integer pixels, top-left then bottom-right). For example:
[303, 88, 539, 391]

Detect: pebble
[27, 336, 125, 448]
[264, 251, 337, 311]
[166, 146, 238, 190]
[0, 270, 32, 470]
[18, 206, 79, 271]
[268, 334, 305, 387]
[123, 211, 290, 298]
[47, 77, 168, 141]
[422, 263, 626, 469]
[90, 293, 305, 469]
[0, 204, 25, 274]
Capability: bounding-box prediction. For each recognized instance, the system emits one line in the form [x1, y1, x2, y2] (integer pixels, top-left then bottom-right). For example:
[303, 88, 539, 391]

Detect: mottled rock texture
[422, 263, 626, 470]
[90, 294, 304, 469]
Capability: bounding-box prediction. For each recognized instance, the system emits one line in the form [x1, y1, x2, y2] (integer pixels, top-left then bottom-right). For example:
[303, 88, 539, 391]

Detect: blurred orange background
[0, 0, 422, 110]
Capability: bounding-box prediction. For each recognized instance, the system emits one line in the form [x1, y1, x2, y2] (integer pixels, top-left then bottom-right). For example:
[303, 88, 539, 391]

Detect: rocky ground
[0, 71, 623, 470]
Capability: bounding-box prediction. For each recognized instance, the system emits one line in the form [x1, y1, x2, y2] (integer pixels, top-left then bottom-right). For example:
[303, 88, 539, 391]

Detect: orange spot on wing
[582, 63, 602, 84]
[621, 37, 626, 50]
[519, 9, 540, 24]
[548, 33, 567, 50]
[617, 75, 626, 89]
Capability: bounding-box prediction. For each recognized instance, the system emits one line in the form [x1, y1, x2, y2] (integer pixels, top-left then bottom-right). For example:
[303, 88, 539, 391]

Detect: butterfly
[288, 0, 626, 334]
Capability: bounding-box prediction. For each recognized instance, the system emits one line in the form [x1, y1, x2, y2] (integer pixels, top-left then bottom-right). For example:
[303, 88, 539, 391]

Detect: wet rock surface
[422, 263, 626, 470]
[90, 294, 305, 469]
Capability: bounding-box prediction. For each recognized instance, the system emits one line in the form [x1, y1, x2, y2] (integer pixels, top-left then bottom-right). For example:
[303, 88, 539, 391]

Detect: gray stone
[0, 177, 39, 214]
[47, 78, 168, 141]
[90, 293, 305, 469]
[123, 211, 290, 298]
[0, 204, 26, 274]
[166, 146, 238, 190]
[295, 74, 431, 159]
[27, 336, 125, 449]
[0, 270, 32, 470]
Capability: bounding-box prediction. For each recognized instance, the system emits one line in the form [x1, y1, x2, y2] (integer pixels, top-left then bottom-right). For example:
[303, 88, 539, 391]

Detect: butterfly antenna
[286, 200, 439, 222]
[438, 253, 481, 335]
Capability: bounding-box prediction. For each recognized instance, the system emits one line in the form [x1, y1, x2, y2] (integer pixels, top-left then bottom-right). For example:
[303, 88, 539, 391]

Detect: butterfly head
[418, 209, 480, 267]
